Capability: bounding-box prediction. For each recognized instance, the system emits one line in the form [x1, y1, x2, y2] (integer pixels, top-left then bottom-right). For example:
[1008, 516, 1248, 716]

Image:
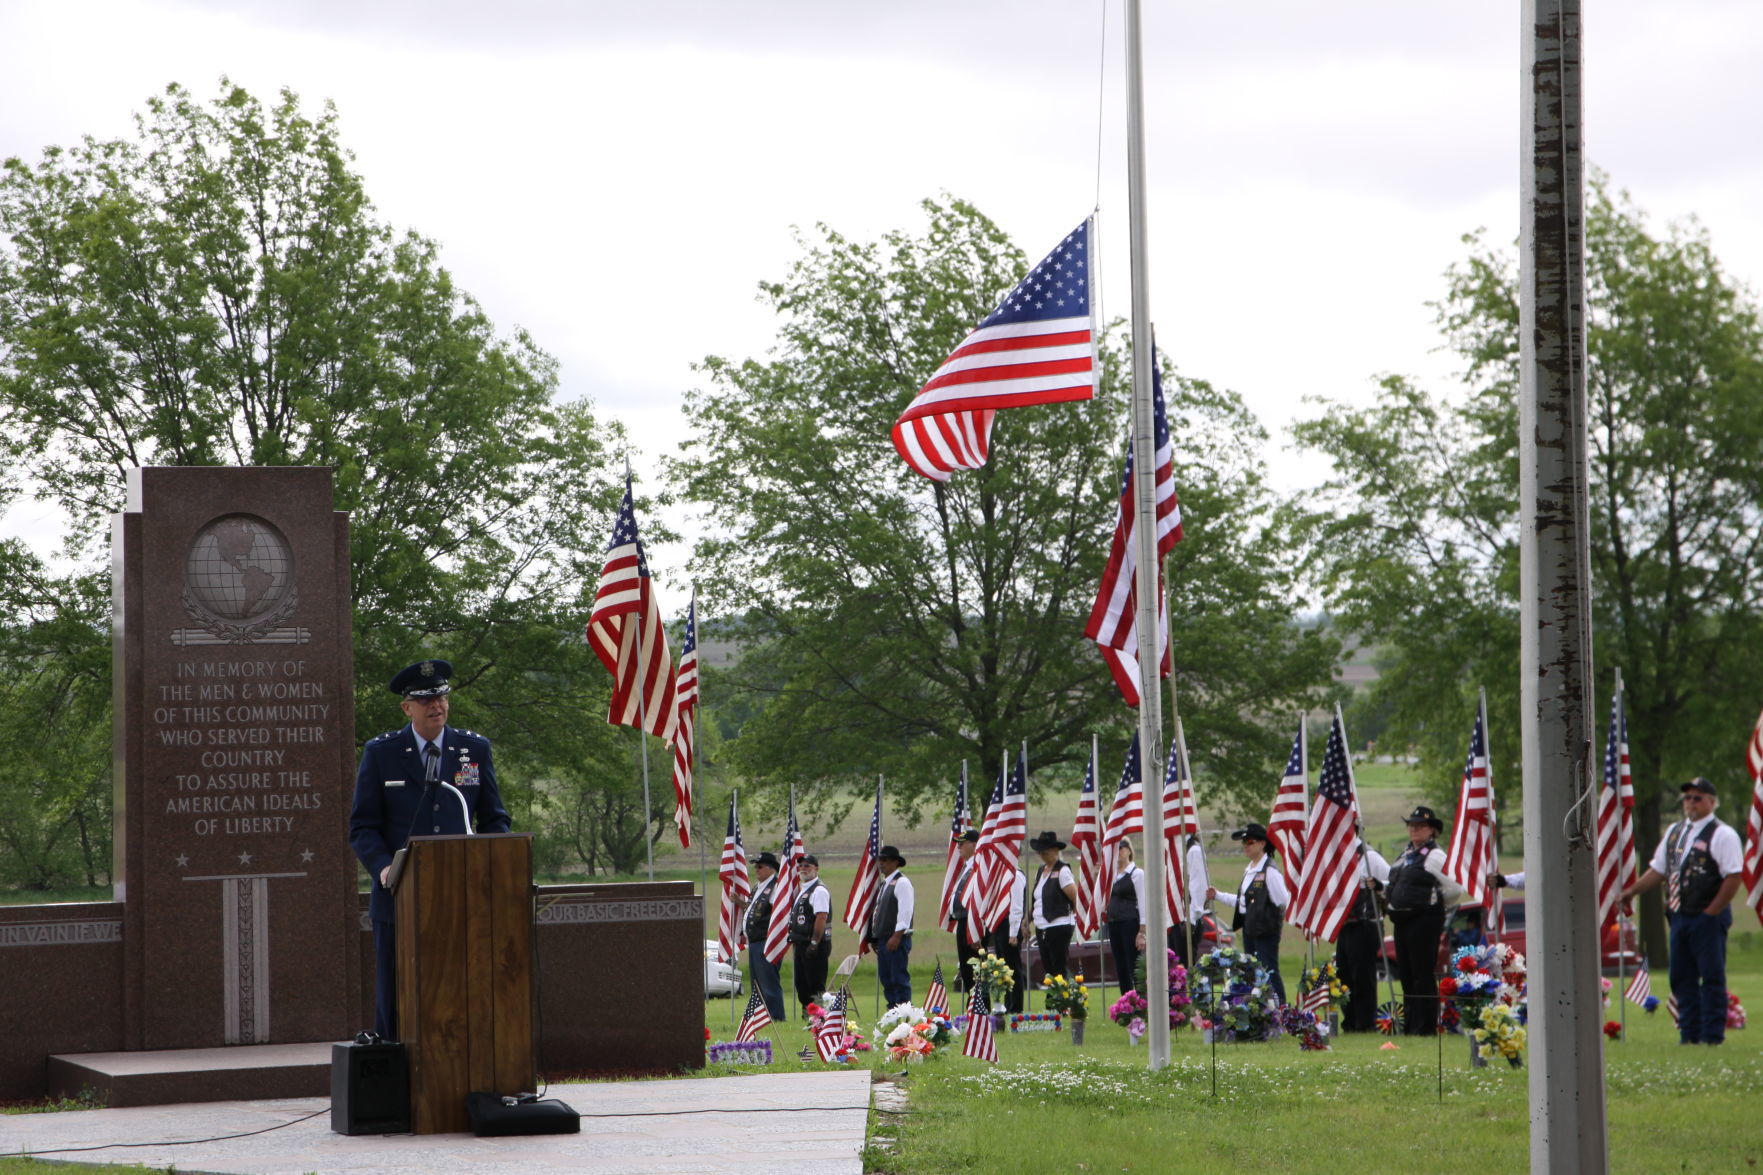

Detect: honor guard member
[1622, 778, 1745, 1045]
[1170, 829, 1214, 966]
[989, 855, 1029, 1014]
[1385, 805, 1461, 1036]
[348, 660, 510, 1041]
[948, 829, 983, 992]
[1338, 825, 1391, 1031]
[1106, 840, 1149, 994]
[1210, 822, 1289, 1003]
[744, 852, 787, 1022]
[869, 846, 915, 1007]
[1024, 832, 1079, 982]
[790, 854, 833, 1009]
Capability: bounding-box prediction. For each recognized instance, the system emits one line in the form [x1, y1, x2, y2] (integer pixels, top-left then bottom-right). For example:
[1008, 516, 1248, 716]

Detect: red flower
[1439, 977, 1459, 997]
[704, 1027, 711, 1042]
[1602, 1021, 1622, 1040]
[1456, 957, 1481, 972]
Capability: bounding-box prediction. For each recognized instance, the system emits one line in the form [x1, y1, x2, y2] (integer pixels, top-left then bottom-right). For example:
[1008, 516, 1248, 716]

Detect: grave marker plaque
[113, 467, 360, 1049]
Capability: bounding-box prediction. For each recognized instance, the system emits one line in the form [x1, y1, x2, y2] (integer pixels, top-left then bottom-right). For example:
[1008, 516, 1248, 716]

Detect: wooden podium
[395, 833, 535, 1134]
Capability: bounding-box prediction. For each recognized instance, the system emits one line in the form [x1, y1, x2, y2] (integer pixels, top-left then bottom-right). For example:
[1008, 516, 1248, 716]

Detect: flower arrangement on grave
[1009, 1013, 1062, 1032]
[1441, 943, 1525, 1038]
[1599, 976, 1613, 1008]
[806, 995, 872, 1055]
[1299, 959, 1345, 1015]
[1275, 1004, 1331, 1051]
[1191, 946, 1280, 1042]
[1641, 995, 1660, 1014]
[1040, 971, 1089, 1020]
[708, 1040, 773, 1066]
[1728, 992, 1748, 1030]
[1471, 1001, 1527, 1066]
[971, 950, 1015, 998]
[872, 1002, 958, 1062]
[1115, 949, 1193, 1032]
[1603, 1019, 1623, 1041]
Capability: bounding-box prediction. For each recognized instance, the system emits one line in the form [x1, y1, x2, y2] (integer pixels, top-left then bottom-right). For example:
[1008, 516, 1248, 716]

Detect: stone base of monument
[48, 1042, 332, 1109]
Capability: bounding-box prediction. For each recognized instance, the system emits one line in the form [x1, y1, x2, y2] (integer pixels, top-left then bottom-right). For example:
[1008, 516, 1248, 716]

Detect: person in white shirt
[1170, 832, 1213, 966]
[989, 859, 1029, 1013]
[1208, 822, 1289, 1003]
[789, 854, 833, 1009]
[1022, 831, 1080, 983]
[869, 845, 915, 1007]
[1105, 840, 1149, 993]
[1386, 805, 1464, 1036]
[1621, 778, 1745, 1045]
[743, 852, 787, 1021]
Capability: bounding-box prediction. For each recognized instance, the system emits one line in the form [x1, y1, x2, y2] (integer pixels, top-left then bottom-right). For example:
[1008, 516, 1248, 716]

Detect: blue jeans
[1668, 908, 1731, 1043]
[876, 933, 913, 1008]
[750, 946, 786, 1021]
[1243, 933, 1286, 1004]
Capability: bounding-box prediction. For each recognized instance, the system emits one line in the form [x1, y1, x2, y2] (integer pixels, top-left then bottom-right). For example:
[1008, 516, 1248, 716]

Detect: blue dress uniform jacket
[349, 725, 511, 924]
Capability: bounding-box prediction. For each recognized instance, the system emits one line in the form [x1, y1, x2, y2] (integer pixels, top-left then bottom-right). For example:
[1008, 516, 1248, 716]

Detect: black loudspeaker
[331, 1040, 410, 1135]
[465, 1091, 581, 1137]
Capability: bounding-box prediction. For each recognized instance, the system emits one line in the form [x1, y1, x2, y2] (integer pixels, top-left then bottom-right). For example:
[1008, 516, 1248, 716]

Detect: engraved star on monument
[175, 854, 189, 869]
[300, 849, 315, 863]
[238, 850, 253, 866]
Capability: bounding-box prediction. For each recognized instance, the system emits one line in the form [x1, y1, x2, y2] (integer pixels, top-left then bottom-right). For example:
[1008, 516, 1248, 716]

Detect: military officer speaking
[348, 660, 510, 1040]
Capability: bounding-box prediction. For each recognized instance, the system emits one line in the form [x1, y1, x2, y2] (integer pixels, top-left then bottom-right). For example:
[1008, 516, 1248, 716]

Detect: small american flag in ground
[893, 218, 1096, 481]
[668, 594, 699, 848]
[1666, 994, 1679, 1025]
[962, 987, 998, 1064]
[585, 475, 678, 741]
[1286, 710, 1363, 944]
[814, 990, 848, 1063]
[1625, 967, 1650, 1006]
[927, 961, 948, 1015]
[1300, 982, 1331, 1015]
[1267, 721, 1308, 895]
[735, 989, 772, 1043]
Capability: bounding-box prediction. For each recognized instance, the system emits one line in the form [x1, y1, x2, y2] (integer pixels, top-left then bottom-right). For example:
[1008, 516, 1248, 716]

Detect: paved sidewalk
[0, 1070, 873, 1175]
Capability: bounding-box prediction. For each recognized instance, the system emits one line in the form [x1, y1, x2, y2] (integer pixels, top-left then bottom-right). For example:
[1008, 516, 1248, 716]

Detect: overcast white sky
[3, 0, 1761, 583]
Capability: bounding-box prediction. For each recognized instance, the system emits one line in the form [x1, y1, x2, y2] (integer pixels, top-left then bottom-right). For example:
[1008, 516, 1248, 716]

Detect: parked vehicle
[704, 939, 743, 998]
[1023, 919, 1225, 989]
[1377, 898, 1640, 978]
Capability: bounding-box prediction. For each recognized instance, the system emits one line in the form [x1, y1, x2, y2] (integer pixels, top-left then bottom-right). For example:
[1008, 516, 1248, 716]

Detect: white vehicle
[705, 940, 743, 998]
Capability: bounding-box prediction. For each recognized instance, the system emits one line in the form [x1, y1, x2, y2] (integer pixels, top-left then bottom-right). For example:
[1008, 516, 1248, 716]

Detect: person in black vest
[1386, 806, 1461, 1036]
[1107, 839, 1149, 993]
[1622, 778, 1745, 1045]
[1338, 823, 1391, 1032]
[989, 857, 1029, 1013]
[744, 852, 787, 1021]
[790, 854, 833, 1010]
[1209, 822, 1289, 1004]
[1024, 832, 1079, 984]
[869, 846, 915, 1008]
[947, 829, 983, 992]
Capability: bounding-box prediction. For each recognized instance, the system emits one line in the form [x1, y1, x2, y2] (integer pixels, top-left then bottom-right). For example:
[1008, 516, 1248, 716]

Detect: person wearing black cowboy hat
[946, 829, 984, 992]
[744, 851, 788, 1022]
[348, 659, 510, 1040]
[1621, 778, 1744, 1045]
[869, 845, 915, 1007]
[1386, 805, 1462, 1036]
[1207, 822, 1290, 1003]
[1022, 832, 1080, 984]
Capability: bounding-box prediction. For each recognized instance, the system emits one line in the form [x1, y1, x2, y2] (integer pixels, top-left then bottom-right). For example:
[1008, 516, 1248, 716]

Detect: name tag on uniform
[385, 779, 406, 787]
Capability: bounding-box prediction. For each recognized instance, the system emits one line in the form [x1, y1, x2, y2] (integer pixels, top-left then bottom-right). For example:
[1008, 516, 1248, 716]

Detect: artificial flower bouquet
[971, 950, 1015, 999]
[872, 1002, 959, 1063]
[707, 1040, 773, 1066]
[1123, 949, 1194, 1030]
[1299, 959, 1345, 1014]
[1276, 1004, 1331, 1051]
[806, 994, 872, 1056]
[1472, 1001, 1527, 1066]
[1191, 946, 1279, 1042]
[1040, 971, 1089, 1020]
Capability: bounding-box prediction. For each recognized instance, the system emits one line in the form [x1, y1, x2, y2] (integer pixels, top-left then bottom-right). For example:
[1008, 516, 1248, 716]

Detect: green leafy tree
[1294, 177, 1763, 961]
[673, 198, 1339, 823]
[0, 81, 658, 882]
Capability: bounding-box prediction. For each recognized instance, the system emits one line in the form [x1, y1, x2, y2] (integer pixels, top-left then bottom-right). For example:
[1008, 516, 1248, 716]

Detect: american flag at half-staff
[1070, 740, 1105, 940]
[1444, 697, 1500, 937]
[962, 986, 998, 1064]
[937, 766, 973, 930]
[813, 990, 848, 1063]
[735, 988, 772, 1043]
[892, 218, 1097, 481]
[668, 592, 699, 848]
[926, 961, 949, 1016]
[717, 792, 750, 963]
[845, 777, 884, 941]
[1102, 733, 1145, 847]
[584, 474, 679, 741]
[1083, 354, 1183, 707]
[1595, 685, 1639, 929]
[1286, 707, 1364, 944]
[1743, 705, 1763, 926]
[763, 798, 805, 966]
[1267, 720, 1308, 898]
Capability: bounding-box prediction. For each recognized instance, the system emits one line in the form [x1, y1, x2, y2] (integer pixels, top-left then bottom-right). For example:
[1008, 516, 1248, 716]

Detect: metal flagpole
[1123, 0, 1169, 1074]
[731, 787, 741, 1029]
[626, 455, 656, 882]
[1092, 732, 1107, 1008]
[874, 774, 884, 1024]
[1614, 668, 1627, 1038]
[1483, 686, 1500, 949]
[694, 586, 708, 949]
[1519, 2, 1608, 1167]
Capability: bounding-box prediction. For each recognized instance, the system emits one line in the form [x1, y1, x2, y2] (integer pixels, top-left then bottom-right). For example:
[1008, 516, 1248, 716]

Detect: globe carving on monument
[185, 515, 294, 626]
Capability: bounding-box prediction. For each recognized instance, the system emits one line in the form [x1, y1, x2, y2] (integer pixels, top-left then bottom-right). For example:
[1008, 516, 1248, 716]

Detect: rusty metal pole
[1519, 2, 1609, 1171]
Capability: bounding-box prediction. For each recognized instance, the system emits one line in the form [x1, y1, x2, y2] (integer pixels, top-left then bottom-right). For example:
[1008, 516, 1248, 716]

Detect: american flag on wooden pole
[1743, 705, 1763, 926]
[1070, 737, 1105, 940]
[1084, 356, 1183, 707]
[1103, 733, 1145, 847]
[937, 765, 973, 929]
[585, 473, 678, 742]
[1444, 693, 1500, 936]
[1596, 681, 1640, 929]
[763, 795, 804, 966]
[845, 777, 884, 940]
[717, 791, 750, 963]
[962, 986, 998, 1064]
[977, 749, 1029, 934]
[668, 590, 699, 848]
[735, 988, 773, 1043]
[1267, 719, 1308, 898]
[1286, 706, 1364, 944]
[892, 218, 1097, 481]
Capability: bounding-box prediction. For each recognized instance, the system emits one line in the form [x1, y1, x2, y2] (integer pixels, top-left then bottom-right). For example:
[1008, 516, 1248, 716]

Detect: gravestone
[113, 467, 361, 1049]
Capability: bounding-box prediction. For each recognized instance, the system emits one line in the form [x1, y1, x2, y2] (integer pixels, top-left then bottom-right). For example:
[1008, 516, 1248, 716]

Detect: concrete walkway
[0, 1070, 873, 1175]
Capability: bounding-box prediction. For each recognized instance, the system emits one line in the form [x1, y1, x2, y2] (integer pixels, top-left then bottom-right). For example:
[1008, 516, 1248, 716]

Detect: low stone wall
[0, 902, 127, 1100]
